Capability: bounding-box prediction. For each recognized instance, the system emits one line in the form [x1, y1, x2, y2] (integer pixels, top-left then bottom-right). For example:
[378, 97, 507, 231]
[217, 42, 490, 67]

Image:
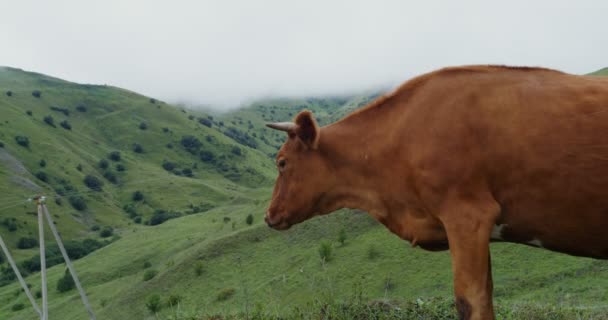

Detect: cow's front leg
[439, 195, 499, 320]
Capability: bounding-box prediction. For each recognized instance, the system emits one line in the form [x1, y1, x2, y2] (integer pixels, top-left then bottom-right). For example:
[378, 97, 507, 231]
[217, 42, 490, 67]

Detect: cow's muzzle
[265, 213, 291, 230]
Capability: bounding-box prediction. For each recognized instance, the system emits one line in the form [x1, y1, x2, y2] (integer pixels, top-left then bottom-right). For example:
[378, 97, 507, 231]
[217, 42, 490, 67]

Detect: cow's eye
[278, 159, 286, 169]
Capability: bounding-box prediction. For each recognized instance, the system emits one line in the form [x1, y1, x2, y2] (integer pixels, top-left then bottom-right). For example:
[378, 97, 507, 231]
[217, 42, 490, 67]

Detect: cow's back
[397, 67, 608, 258]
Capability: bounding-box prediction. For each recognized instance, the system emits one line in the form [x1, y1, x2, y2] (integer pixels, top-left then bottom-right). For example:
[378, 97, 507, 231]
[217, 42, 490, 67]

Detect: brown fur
[265, 65, 608, 320]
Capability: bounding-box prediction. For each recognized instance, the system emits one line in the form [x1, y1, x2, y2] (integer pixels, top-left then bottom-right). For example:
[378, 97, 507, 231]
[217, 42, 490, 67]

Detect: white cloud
[1, 0, 607, 109]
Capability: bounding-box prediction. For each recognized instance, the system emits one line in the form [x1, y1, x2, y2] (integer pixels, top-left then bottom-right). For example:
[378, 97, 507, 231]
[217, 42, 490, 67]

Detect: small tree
[56, 269, 75, 292]
[103, 171, 118, 184]
[6, 91, 12, 97]
[133, 143, 144, 153]
[35, 171, 48, 182]
[145, 294, 162, 313]
[319, 241, 333, 263]
[98, 159, 109, 169]
[139, 122, 148, 130]
[338, 228, 347, 246]
[43, 115, 55, 127]
[69, 195, 87, 211]
[245, 214, 254, 225]
[108, 151, 121, 161]
[59, 120, 71, 130]
[132, 191, 144, 201]
[99, 226, 113, 238]
[15, 136, 30, 147]
[39, 159, 46, 167]
[32, 90, 41, 98]
[115, 164, 126, 172]
[84, 175, 103, 191]
[76, 164, 83, 171]
[26, 110, 33, 116]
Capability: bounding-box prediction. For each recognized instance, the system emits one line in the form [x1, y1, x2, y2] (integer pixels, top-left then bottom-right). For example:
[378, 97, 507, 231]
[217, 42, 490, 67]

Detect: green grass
[588, 67, 608, 76]
[0, 66, 607, 320]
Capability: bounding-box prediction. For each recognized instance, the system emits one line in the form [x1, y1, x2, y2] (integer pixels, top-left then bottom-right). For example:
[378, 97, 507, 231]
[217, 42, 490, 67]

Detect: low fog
[1, 0, 607, 109]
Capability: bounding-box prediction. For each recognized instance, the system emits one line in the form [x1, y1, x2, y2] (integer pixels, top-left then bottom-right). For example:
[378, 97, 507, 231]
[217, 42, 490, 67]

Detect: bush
[166, 294, 182, 307]
[69, 195, 87, 211]
[139, 122, 148, 130]
[35, 171, 48, 182]
[0, 141, 4, 148]
[143, 269, 158, 281]
[32, 90, 41, 98]
[43, 115, 55, 127]
[245, 214, 254, 225]
[76, 164, 83, 171]
[99, 226, 113, 238]
[338, 228, 347, 246]
[132, 191, 144, 201]
[76, 105, 87, 112]
[180, 135, 202, 154]
[26, 110, 32, 116]
[11, 303, 24, 312]
[5, 91, 12, 97]
[198, 117, 213, 127]
[231, 146, 242, 156]
[17, 237, 37, 249]
[199, 150, 215, 163]
[57, 269, 75, 293]
[146, 294, 162, 313]
[39, 159, 46, 167]
[133, 143, 144, 153]
[84, 175, 103, 191]
[194, 261, 204, 276]
[216, 288, 235, 301]
[103, 171, 118, 184]
[162, 161, 176, 171]
[115, 164, 126, 172]
[90, 225, 100, 231]
[149, 209, 181, 226]
[14, 135, 29, 147]
[98, 159, 109, 169]
[223, 127, 257, 148]
[319, 241, 332, 262]
[108, 151, 121, 161]
[50, 106, 70, 116]
[181, 168, 193, 177]
[60, 120, 72, 130]
[149, 98, 156, 104]
[143, 261, 152, 269]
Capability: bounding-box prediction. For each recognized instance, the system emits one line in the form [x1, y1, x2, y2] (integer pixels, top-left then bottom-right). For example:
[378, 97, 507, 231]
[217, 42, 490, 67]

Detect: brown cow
[264, 65, 608, 320]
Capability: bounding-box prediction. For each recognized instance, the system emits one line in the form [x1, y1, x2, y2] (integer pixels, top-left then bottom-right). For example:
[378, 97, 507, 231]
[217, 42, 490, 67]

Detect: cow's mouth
[265, 216, 292, 230]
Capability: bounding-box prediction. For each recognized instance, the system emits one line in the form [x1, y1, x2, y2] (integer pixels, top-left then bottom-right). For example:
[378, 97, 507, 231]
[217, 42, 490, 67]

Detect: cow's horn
[266, 122, 295, 132]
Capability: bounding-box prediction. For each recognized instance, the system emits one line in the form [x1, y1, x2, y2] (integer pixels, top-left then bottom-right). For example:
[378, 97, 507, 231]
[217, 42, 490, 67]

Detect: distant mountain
[588, 67, 608, 76]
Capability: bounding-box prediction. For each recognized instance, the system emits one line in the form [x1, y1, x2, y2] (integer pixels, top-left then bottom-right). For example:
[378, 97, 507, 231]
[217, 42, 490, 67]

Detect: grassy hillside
[589, 67, 608, 76]
[0, 67, 607, 319]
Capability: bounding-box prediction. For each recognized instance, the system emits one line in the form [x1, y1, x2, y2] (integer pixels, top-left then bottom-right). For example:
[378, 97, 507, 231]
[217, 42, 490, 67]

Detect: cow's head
[264, 110, 335, 230]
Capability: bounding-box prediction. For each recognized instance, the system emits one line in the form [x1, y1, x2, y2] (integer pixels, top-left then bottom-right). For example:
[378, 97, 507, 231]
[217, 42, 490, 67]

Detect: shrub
[149, 209, 181, 226]
[231, 146, 242, 156]
[143, 269, 157, 281]
[149, 98, 156, 104]
[59, 120, 71, 130]
[223, 127, 257, 148]
[69, 195, 87, 211]
[11, 303, 24, 312]
[39, 159, 46, 167]
[245, 214, 254, 225]
[188, 115, 194, 120]
[15, 135, 29, 147]
[99, 226, 113, 238]
[319, 241, 332, 262]
[43, 115, 55, 127]
[35, 171, 48, 182]
[103, 171, 118, 184]
[145, 294, 162, 313]
[115, 164, 126, 172]
[338, 228, 347, 246]
[143, 261, 152, 269]
[367, 244, 380, 260]
[90, 225, 100, 231]
[84, 175, 103, 191]
[166, 143, 173, 149]
[139, 122, 148, 130]
[50, 106, 70, 116]
[199, 150, 215, 163]
[194, 261, 204, 276]
[56, 269, 75, 292]
[26, 110, 32, 116]
[108, 151, 121, 161]
[0, 141, 4, 148]
[76, 105, 87, 112]
[98, 159, 109, 169]
[132, 191, 144, 201]
[133, 143, 144, 153]
[162, 161, 176, 171]
[166, 294, 182, 307]
[216, 288, 235, 301]
[180, 135, 202, 154]
[55, 197, 62, 206]
[32, 90, 41, 98]
[17, 237, 38, 249]
[5, 91, 12, 97]
[198, 117, 213, 127]
[181, 168, 193, 177]
[76, 164, 83, 171]
[133, 216, 142, 224]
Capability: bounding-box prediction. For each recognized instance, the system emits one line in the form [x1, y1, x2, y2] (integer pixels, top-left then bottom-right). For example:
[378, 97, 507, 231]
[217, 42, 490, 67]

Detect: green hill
[589, 67, 608, 76]
[0, 67, 607, 319]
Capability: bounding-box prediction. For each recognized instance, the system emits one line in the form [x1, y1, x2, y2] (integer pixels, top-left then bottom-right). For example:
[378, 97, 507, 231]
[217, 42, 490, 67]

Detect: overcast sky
[1, 0, 607, 109]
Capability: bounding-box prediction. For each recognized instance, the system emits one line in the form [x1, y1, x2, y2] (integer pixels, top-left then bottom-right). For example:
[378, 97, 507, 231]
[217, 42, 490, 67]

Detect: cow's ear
[294, 110, 320, 149]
